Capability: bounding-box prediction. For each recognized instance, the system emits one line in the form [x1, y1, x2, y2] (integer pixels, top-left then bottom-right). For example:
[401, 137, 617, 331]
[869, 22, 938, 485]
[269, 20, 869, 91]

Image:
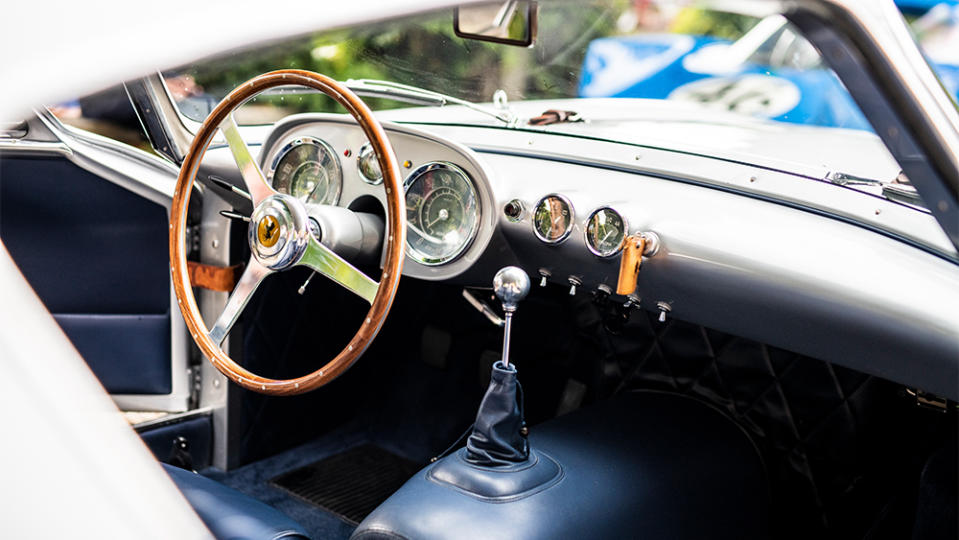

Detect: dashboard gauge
[356, 143, 383, 185]
[404, 162, 480, 265]
[585, 207, 628, 257]
[532, 194, 573, 244]
[268, 137, 341, 205]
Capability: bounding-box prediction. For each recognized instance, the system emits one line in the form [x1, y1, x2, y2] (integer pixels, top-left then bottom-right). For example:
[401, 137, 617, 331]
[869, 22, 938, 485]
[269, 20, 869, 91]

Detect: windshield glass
[163, 0, 959, 256]
[168, 1, 875, 126]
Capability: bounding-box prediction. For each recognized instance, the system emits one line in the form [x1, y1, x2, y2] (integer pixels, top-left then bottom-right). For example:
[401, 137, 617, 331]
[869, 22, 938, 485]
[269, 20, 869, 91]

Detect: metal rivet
[212, 239, 219, 248]
[366, 317, 371, 324]
[875, 209, 882, 215]
[349, 345, 354, 351]
[749, 176, 757, 183]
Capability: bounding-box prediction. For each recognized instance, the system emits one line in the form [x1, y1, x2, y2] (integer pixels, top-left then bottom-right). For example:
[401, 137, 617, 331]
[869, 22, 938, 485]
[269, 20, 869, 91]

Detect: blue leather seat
[163, 463, 309, 540]
[352, 390, 769, 539]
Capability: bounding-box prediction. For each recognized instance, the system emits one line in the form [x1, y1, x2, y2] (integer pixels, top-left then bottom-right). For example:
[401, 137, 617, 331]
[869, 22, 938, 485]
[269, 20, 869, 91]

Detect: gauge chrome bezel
[265, 135, 342, 205]
[356, 143, 383, 185]
[532, 193, 575, 245]
[403, 161, 481, 267]
[584, 206, 629, 258]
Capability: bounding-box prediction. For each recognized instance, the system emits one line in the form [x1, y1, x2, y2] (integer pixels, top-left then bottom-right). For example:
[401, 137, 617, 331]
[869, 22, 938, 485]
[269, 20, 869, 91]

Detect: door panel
[0, 156, 173, 395]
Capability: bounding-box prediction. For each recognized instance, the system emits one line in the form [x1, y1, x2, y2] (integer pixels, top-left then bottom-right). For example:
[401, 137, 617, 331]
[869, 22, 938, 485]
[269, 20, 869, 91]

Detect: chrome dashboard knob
[493, 266, 530, 313]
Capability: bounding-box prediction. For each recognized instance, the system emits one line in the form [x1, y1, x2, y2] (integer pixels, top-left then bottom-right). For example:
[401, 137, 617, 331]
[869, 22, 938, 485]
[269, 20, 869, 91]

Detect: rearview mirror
[454, 1, 537, 47]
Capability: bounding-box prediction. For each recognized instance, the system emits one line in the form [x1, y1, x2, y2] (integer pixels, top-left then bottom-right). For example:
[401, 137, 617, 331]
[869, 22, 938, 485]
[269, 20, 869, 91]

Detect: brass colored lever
[616, 234, 647, 296]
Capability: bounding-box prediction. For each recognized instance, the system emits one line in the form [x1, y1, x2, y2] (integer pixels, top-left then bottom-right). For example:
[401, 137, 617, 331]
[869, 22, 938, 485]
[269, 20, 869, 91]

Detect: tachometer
[404, 162, 480, 265]
[267, 137, 342, 205]
[585, 207, 628, 257]
[532, 194, 573, 244]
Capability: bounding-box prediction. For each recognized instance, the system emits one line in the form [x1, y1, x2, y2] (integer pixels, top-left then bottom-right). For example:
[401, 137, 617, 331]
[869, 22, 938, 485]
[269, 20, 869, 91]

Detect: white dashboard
[250, 113, 959, 401]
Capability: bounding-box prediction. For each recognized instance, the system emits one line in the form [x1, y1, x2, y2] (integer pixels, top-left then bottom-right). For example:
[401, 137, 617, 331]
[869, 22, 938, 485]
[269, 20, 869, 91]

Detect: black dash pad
[272, 444, 420, 524]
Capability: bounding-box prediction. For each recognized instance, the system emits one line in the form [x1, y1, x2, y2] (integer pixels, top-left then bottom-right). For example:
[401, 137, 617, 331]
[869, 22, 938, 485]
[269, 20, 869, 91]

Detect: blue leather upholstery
[353, 390, 769, 539]
[163, 464, 310, 540]
[55, 314, 170, 394]
[1, 156, 172, 394]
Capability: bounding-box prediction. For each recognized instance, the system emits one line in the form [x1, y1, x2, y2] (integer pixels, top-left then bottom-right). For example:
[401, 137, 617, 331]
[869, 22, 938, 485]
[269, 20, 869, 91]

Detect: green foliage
[669, 8, 757, 40]
[175, 2, 626, 120]
[172, 1, 752, 121]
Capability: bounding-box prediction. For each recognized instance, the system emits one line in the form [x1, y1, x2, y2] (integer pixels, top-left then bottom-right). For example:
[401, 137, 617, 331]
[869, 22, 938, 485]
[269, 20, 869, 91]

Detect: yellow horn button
[257, 215, 281, 248]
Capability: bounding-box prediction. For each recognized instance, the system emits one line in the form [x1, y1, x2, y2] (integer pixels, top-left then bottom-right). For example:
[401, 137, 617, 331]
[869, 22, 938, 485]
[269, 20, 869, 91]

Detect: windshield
[161, 0, 958, 256]
[167, 2, 873, 124]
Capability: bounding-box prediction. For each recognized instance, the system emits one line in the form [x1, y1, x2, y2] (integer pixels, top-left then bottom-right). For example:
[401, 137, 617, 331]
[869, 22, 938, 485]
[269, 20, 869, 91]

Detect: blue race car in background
[580, 1, 959, 130]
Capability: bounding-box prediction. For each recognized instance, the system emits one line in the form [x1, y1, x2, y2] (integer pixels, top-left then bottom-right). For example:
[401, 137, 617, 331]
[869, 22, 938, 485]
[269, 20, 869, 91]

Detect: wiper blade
[345, 79, 517, 126]
[259, 79, 517, 126]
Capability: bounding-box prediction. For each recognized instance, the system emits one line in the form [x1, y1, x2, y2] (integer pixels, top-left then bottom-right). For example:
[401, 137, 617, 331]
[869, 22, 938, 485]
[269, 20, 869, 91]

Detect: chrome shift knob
[493, 266, 530, 313]
[493, 267, 529, 368]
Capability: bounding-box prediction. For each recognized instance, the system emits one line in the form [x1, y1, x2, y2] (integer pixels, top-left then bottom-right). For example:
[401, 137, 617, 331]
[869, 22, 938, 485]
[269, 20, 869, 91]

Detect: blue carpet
[201, 425, 373, 539]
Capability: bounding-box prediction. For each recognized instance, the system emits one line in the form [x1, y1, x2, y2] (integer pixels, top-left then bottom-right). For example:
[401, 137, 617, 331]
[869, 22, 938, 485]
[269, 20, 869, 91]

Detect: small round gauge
[268, 137, 341, 205]
[356, 143, 383, 185]
[532, 194, 574, 244]
[585, 207, 628, 257]
[404, 162, 480, 265]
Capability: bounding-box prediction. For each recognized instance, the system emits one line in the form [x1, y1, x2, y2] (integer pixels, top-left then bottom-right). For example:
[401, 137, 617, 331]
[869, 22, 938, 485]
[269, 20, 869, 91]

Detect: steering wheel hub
[249, 194, 309, 270]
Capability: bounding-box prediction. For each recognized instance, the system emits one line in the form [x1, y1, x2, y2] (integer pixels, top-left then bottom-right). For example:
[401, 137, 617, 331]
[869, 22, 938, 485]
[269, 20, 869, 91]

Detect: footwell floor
[201, 426, 421, 539]
[273, 444, 419, 524]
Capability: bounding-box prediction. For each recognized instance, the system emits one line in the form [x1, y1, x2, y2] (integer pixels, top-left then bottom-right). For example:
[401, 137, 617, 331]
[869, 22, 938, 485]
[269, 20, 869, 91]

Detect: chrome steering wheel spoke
[207, 259, 273, 346]
[219, 113, 275, 205]
[297, 235, 379, 304]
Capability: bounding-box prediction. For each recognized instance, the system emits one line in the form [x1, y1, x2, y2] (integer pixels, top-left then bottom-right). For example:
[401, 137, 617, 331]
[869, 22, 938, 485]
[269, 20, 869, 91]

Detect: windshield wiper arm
[261, 78, 517, 126]
[345, 79, 517, 126]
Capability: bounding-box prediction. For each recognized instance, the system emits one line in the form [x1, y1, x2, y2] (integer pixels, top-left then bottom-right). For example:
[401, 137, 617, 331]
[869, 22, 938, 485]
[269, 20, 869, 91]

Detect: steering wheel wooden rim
[170, 70, 405, 395]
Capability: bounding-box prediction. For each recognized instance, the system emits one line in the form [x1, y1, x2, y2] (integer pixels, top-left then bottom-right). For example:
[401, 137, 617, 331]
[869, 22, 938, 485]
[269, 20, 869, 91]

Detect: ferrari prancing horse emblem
[257, 215, 280, 248]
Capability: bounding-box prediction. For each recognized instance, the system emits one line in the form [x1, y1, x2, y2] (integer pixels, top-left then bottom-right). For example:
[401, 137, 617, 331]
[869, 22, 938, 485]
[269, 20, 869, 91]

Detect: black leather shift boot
[465, 361, 529, 466]
[428, 360, 562, 501]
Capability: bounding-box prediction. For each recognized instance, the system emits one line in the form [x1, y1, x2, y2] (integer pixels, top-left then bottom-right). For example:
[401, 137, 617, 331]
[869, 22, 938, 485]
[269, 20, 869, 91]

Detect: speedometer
[404, 162, 480, 265]
[267, 136, 342, 205]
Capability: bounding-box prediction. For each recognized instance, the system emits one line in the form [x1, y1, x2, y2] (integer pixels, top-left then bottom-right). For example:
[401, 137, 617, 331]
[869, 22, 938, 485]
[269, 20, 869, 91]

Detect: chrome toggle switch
[538, 268, 551, 288]
[567, 276, 582, 296]
[656, 301, 672, 323]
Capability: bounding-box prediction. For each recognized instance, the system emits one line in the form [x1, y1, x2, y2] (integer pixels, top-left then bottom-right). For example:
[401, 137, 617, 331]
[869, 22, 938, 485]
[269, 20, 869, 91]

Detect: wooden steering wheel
[170, 70, 405, 395]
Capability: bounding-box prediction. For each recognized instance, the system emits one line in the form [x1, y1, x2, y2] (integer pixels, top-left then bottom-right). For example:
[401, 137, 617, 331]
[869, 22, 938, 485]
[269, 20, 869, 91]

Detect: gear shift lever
[493, 266, 530, 368]
[461, 267, 532, 466]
